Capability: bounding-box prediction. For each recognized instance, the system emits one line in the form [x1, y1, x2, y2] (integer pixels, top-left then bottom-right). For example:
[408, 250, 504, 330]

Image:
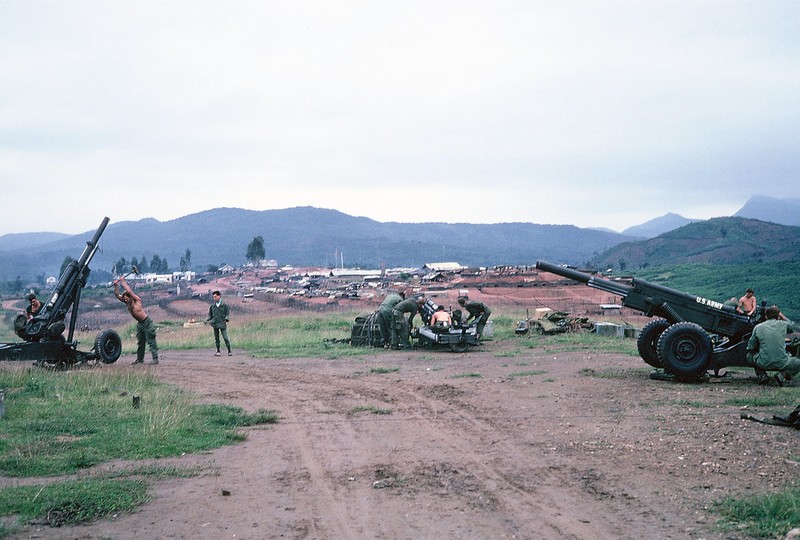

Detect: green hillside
[631, 261, 800, 321]
[591, 217, 800, 270]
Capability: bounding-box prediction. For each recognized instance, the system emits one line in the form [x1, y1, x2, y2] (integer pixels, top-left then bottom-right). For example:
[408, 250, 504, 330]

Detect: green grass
[451, 372, 482, 379]
[150, 313, 370, 359]
[714, 487, 800, 538]
[369, 366, 400, 374]
[348, 405, 392, 415]
[518, 333, 640, 356]
[671, 399, 710, 408]
[494, 349, 522, 358]
[580, 367, 650, 379]
[0, 367, 277, 477]
[724, 388, 800, 408]
[506, 370, 547, 380]
[0, 478, 149, 530]
[0, 365, 276, 532]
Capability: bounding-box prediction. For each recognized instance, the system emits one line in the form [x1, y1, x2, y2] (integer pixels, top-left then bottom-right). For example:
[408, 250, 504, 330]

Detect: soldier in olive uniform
[391, 295, 425, 350]
[207, 290, 232, 356]
[457, 296, 491, 340]
[747, 305, 798, 386]
[377, 291, 405, 347]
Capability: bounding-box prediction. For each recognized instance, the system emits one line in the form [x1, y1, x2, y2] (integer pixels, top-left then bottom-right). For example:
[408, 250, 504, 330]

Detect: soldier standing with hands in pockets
[207, 290, 232, 356]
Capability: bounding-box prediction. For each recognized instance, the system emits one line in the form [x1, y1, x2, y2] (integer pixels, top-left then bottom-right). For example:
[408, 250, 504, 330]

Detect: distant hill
[0, 207, 637, 281]
[734, 195, 800, 227]
[621, 213, 700, 238]
[0, 231, 71, 251]
[590, 217, 800, 270]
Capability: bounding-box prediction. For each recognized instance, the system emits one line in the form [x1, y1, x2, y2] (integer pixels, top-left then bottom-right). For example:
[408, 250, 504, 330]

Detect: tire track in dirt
[368, 381, 632, 539]
[207, 361, 635, 539]
[52, 353, 719, 539]
[254, 360, 686, 539]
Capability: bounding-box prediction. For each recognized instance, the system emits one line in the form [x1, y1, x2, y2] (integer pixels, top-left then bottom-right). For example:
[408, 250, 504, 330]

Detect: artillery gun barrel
[535, 260, 631, 298]
[46, 217, 109, 310]
[76, 216, 109, 269]
[24, 217, 110, 342]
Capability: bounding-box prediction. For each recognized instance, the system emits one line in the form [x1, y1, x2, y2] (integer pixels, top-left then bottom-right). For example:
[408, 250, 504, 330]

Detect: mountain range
[1, 196, 799, 282]
[0, 208, 636, 280]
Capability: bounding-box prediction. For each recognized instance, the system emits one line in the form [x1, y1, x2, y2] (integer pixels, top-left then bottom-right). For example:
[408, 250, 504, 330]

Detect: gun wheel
[656, 322, 712, 378]
[449, 341, 469, 353]
[637, 319, 670, 368]
[95, 329, 122, 364]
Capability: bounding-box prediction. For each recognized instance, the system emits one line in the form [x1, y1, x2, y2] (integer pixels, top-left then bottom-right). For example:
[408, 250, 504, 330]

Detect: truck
[0, 217, 122, 368]
[534, 260, 764, 380]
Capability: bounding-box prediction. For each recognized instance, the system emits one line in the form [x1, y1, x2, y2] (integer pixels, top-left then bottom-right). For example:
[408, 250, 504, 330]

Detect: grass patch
[136, 312, 368, 359]
[103, 464, 210, 479]
[714, 487, 800, 538]
[724, 388, 800, 408]
[451, 372, 482, 379]
[0, 478, 149, 530]
[0, 366, 277, 477]
[494, 349, 522, 358]
[520, 333, 640, 356]
[506, 370, 547, 380]
[580, 367, 643, 379]
[671, 399, 710, 408]
[348, 405, 392, 416]
[369, 366, 400, 374]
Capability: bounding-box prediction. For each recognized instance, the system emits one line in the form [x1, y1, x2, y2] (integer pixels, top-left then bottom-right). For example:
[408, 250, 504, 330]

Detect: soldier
[391, 295, 425, 350]
[25, 293, 42, 320]
[114, 276, 158, 365]
[429, 305, 453, 330]
[207, 290, 232, 356]
[457, 296, 491, 340]
[377, 290, 405, 347]
[747, 305, 798, 386]
[737, 288, 757, 316]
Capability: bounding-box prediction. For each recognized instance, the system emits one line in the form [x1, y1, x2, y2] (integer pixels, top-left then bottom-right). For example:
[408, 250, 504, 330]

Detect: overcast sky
[1, 1, 798, 236]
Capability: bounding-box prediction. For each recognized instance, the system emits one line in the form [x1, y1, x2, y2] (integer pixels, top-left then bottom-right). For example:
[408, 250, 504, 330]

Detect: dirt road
[28, 341, 800, 539]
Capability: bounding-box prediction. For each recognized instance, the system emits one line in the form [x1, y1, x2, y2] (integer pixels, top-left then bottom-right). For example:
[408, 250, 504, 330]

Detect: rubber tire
[449, 341, 469, 353]
[95, 329, 122, 364]
[656, 322, 712, 378]
[636, 319, 670, 368]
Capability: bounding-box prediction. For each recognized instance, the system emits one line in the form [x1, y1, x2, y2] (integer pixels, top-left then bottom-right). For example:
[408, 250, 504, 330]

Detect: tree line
[111, 249, 193, 276]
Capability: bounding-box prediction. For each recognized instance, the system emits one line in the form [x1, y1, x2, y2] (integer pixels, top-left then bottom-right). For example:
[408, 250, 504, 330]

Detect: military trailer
[0, 217, 122, 368]
[414, 299, 479, 353]
[534, 260, 767, 380]
[350, 299, 480, 352]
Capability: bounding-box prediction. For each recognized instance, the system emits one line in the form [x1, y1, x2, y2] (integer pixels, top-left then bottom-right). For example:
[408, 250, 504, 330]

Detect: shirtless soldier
[114, 276, 159, 365]
[737, 288, 757, 317]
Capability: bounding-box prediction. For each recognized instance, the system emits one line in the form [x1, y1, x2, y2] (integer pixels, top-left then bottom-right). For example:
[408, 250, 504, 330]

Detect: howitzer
[534, 260, 762, 379]
[0, 217, 122, 367]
